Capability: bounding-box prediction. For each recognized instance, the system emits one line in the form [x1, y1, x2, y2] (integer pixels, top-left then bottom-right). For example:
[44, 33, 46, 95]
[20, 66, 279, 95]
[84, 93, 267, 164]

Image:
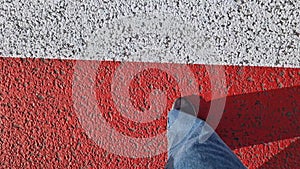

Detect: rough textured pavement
[0, 0, 300, 169]
[0, 58, 299, 168]
[0, 0, 299, 67]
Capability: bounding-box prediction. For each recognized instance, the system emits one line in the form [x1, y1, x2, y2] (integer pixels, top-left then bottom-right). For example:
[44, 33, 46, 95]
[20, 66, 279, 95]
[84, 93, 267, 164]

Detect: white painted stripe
[0, 0, 299, 68]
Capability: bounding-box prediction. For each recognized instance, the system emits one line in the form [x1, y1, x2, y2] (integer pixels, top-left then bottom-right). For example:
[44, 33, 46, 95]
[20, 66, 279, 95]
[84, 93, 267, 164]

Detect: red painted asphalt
[0, 57, 299, 168]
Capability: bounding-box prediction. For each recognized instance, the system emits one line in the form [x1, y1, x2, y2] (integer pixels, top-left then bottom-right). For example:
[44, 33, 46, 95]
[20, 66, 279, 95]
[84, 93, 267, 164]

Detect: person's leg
[166, 97, 246, 169]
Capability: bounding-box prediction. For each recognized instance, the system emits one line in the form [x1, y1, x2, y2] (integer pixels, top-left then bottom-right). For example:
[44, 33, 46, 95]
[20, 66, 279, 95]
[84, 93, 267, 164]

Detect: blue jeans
[166, 109, 246, 169]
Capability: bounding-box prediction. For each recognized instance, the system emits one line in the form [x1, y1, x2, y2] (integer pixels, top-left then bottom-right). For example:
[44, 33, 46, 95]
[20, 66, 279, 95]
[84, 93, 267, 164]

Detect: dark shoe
[172, 95, 200, 117]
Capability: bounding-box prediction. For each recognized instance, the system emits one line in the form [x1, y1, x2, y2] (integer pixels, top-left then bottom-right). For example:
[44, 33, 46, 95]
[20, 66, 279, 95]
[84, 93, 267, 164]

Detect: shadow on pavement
[196, 86, 300, 168]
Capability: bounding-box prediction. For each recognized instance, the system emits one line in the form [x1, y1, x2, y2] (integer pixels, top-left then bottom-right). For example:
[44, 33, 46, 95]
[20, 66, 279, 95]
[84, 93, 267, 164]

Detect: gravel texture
[0, 0, 299, 67]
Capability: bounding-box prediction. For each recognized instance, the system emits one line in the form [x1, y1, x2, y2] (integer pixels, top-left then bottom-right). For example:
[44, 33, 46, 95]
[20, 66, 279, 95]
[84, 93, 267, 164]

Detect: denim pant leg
[166, 109, 246, 169]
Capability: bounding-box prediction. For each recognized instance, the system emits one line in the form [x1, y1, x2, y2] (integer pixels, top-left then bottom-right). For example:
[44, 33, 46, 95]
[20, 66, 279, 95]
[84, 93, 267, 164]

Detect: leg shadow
[197, 86, 300, 149]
